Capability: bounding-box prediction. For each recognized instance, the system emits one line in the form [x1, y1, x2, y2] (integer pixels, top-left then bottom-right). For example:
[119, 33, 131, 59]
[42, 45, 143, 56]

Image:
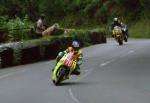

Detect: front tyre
[118, 37, 123, 45]
[53, 67, 67, 86]
[119, 40, 123, 45]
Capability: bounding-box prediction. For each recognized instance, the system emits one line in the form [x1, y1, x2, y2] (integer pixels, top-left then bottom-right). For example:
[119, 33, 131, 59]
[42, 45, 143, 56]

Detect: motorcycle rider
[111, 17, 128, 41]
[55, 41, 83, 75]
[34, 14, 47, 37]
[111, 17, 121, 37]
[111, 18, 122, 29]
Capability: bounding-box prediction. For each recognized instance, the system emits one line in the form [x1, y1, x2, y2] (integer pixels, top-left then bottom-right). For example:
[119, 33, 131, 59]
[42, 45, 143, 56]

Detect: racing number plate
[64, 59, 73, 68]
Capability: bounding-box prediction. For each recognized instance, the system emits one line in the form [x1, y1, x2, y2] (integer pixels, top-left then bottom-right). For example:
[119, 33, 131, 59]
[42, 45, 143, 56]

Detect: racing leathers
[56, 48, 83, 75]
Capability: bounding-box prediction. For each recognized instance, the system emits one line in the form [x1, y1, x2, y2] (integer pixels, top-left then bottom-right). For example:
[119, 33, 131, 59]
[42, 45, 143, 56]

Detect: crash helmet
[113, 17, 118, 22]
[72, 41, 80, 52]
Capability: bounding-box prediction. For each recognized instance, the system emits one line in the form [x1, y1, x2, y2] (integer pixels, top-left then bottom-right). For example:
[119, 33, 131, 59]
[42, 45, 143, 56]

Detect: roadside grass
[129, 19, 150, 38]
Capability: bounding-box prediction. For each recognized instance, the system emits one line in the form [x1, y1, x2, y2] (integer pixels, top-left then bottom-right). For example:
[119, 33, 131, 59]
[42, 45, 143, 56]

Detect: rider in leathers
[111, 17, 121, 37]
[111, 17, 128, 41]
[56, 41, 83, 75]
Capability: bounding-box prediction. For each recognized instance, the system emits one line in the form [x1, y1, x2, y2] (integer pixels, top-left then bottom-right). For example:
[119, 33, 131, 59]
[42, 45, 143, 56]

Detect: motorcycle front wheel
[53, 67, 67, 86]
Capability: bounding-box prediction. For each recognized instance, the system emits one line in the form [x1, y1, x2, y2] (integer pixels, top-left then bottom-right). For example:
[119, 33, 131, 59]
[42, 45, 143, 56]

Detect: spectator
[34, 14, 47, 37]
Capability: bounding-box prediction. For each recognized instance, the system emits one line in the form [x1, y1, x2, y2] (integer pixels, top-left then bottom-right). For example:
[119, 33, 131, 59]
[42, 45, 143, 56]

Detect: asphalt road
[0, 38, 150, 103]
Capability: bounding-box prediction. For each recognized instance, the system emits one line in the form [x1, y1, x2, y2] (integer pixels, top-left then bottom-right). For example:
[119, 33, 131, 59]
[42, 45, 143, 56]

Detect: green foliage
[0, 0, 149, 22]
[0, 16, 8, 29]
[69, 30, 91, 46]
[84, 0, 100, 18]
[39, 0, 66, 18]
[65, 28, 106, 46]
[0, 0, 23, 18]
[129, 19, 150, 38]
[0, 0, 150, 41]
[5, 15, 32, 42]
[0, 0, 149, 23]
[0, 16, 9, 42]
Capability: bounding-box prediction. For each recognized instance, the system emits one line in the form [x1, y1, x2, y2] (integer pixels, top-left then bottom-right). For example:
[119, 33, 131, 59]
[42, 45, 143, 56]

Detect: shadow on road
[55, 81, 100, 87]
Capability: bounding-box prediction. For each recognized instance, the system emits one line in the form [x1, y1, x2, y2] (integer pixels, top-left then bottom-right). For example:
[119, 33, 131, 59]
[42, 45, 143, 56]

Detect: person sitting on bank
[35, 14, 60, 37]
[35, 15, 47, 37]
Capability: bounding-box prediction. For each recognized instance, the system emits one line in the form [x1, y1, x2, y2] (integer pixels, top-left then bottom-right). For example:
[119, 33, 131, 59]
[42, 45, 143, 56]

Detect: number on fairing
[64, 59, 73, 67]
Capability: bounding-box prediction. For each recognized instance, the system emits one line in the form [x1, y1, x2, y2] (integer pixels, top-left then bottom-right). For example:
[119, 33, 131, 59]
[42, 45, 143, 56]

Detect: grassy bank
[129, 19, 150, 38]
[63, 19, 150, 39]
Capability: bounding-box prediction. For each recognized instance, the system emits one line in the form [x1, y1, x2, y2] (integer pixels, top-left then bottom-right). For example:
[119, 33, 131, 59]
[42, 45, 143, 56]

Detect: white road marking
[128, 50, 135, 54]
[0, 73, 12, 79]
[68, 70, 92, 103]
[68, 59, 115, 102]
[84, 70, 89, 72]
[0, 69, 27, 80]
[100, 62, 109, 66]
[68, 49, 135, 103]
[100, 59, 114, 67]
[75, 59, 115, 82]
[69, 88, 80, 103]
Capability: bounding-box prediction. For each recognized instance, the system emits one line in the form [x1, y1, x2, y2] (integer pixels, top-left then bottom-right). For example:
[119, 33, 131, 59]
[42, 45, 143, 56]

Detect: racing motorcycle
[112, 26, 124, 45]
[121, 25, 128, 42]
[52, 51, 77, 85]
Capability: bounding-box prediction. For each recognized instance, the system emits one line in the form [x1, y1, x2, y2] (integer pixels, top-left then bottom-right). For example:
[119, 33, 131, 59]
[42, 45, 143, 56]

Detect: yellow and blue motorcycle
[52, 52, 77, 85]
[112, 26, 124, 45]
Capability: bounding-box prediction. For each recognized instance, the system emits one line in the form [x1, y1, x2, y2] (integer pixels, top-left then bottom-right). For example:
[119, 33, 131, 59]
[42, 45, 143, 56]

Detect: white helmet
[72, 41, 80, 48]
[114, 17, 118, 22]
[72, 41, 80, 52]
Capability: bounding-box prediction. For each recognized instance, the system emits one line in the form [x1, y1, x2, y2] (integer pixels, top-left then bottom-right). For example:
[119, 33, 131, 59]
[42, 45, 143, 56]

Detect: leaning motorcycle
[112, 26, 124, 45]
[121, 25, 128, 42]
[52, 52, 77, 86]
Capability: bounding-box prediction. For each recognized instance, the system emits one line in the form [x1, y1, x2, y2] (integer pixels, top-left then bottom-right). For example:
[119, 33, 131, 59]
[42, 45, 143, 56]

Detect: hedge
[0, 28, 106, 68]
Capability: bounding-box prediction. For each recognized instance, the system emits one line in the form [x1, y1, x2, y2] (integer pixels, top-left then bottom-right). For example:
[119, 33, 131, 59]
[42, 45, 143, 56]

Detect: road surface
[0, 38, 150, 103]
